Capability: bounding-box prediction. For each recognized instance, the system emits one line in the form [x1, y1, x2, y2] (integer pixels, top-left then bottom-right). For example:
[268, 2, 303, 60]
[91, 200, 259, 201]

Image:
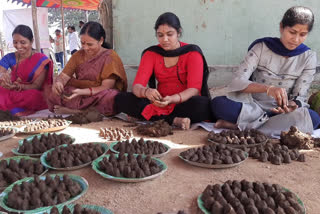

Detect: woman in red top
[115, 12, 213, 129]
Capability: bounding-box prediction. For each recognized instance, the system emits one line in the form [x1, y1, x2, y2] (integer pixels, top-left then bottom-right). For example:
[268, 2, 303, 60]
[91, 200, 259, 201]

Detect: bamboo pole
[86, 10, 89, 22]
[31, 0, 41, 52]
[99, 0, 113, 48]
[60, 0, 67, 64]
[0, 32, 4, 58]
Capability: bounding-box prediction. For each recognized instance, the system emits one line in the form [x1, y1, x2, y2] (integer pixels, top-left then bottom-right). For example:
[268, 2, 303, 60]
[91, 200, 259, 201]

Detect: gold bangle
[266, 85, 274, 96]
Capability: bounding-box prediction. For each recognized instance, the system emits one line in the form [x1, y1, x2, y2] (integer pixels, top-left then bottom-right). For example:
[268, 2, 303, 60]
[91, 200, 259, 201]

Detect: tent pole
[0, 32, 4, 58]
[98, 0, 113, 48]
[31, 0, 41, 52]
[61, 0, 67, 64]
[86, 10, 89, 22]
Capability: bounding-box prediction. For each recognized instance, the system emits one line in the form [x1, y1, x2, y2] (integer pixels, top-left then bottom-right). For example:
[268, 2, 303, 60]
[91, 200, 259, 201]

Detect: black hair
[12, 25, 33, 42]
[154, 12, 182, 36]
[80, 21, 111, 49]
[55, 29, 61, 33]
[79, 21, 85, 25]
[281, 6, 314, 32]
[67, 26, 76, 31]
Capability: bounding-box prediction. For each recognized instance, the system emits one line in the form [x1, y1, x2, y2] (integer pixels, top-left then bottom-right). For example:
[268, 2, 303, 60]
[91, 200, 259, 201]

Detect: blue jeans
[55, 52, 64, 68]
[211, 96, 320, 129]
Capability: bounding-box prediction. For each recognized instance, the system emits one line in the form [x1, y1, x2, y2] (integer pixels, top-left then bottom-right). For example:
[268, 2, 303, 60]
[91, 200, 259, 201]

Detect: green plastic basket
[92, 154, 168, 183]
[0, 156, 48, 191]
[197, 187, 306, 214]
[39, 204, 113, 214]
[179, 152, 248, 169]
[207, 137, 268, 148]
[0, 127, 18, 142]
[40, 143, 109, 171]
[12, 133, 75, 157]
[20, 120, 72, 134]
[0, 174, 88, 213]
[109, 140, 171, 158]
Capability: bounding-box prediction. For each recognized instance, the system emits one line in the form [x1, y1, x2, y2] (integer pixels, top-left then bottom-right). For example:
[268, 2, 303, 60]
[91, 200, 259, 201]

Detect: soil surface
[0, 118, 319, 214]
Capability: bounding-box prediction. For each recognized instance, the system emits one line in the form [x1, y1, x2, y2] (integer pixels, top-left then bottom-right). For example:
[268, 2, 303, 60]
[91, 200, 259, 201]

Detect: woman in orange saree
[48, 22, 127, 115]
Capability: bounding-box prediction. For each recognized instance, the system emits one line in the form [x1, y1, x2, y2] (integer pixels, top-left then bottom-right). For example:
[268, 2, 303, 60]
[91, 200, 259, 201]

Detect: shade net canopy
[9, 0, 99, 10]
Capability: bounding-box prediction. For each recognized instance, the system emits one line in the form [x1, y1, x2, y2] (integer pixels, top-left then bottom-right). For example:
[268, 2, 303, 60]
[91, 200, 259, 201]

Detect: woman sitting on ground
[0, 25, 53, 116]
[211, 6, 319, 136]
[49, 21, 127, 115]
[115, 12, 213, 129]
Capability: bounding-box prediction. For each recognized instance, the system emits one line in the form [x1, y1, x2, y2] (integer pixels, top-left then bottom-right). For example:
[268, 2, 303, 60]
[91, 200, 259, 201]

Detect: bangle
[177, 93, 182, 103]
[144, 88, 149, 98]
[266, 85, 274, 96]
[89, 87, 93, 96]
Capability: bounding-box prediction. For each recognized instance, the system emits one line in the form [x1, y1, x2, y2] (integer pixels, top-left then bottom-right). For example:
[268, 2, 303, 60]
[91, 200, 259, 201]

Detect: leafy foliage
[48, 8, 99, 32]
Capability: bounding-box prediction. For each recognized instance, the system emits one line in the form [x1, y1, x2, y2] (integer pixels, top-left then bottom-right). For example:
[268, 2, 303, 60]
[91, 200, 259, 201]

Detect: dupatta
[248, 37, 310, 57]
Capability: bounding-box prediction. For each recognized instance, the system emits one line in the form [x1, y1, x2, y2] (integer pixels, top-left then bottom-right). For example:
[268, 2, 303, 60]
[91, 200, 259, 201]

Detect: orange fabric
[62, 49, 127, 91]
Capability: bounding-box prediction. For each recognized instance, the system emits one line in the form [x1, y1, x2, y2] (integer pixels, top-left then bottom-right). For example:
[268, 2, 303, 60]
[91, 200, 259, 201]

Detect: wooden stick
[31, 0, 40, 52]
[98, 0, 113, 48]
[61, 0, 67, 64]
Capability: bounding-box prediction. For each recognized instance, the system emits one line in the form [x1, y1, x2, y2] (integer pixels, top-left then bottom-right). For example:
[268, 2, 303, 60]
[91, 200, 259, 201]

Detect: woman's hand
[0, 72, 11, 84]
[267, 86, 288, 107]
[1, 81, 16, 90]
[0, 72, 13, 89]
[52, 81, 64, 96]
[284, 101, 298, 113]
[145, 88, 162, 102]
[11, 82, 23, 91]
[271, 100, 298, 114]
[153, 96, 173, 107]
[64, 88, 87, 100]
[0, 81, 11, 89]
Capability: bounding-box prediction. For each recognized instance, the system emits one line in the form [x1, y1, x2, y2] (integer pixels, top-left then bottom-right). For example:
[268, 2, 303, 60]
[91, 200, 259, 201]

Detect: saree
[47, 49, 127, 115]
[0, 52, 53, 116]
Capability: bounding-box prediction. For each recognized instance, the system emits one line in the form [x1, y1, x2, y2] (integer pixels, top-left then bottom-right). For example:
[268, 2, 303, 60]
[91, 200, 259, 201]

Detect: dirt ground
[0, 118, 320, 214]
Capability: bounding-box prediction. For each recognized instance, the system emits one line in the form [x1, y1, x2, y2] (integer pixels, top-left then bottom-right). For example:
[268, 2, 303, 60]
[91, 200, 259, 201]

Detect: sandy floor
[0, 118, 319, 214]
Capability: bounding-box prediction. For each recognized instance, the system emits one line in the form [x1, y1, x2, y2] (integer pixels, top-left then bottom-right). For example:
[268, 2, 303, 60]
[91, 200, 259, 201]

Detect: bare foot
[53, 105, 83, 115]
[173, 117, 191, 130]
[214, 119, 238, 130]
